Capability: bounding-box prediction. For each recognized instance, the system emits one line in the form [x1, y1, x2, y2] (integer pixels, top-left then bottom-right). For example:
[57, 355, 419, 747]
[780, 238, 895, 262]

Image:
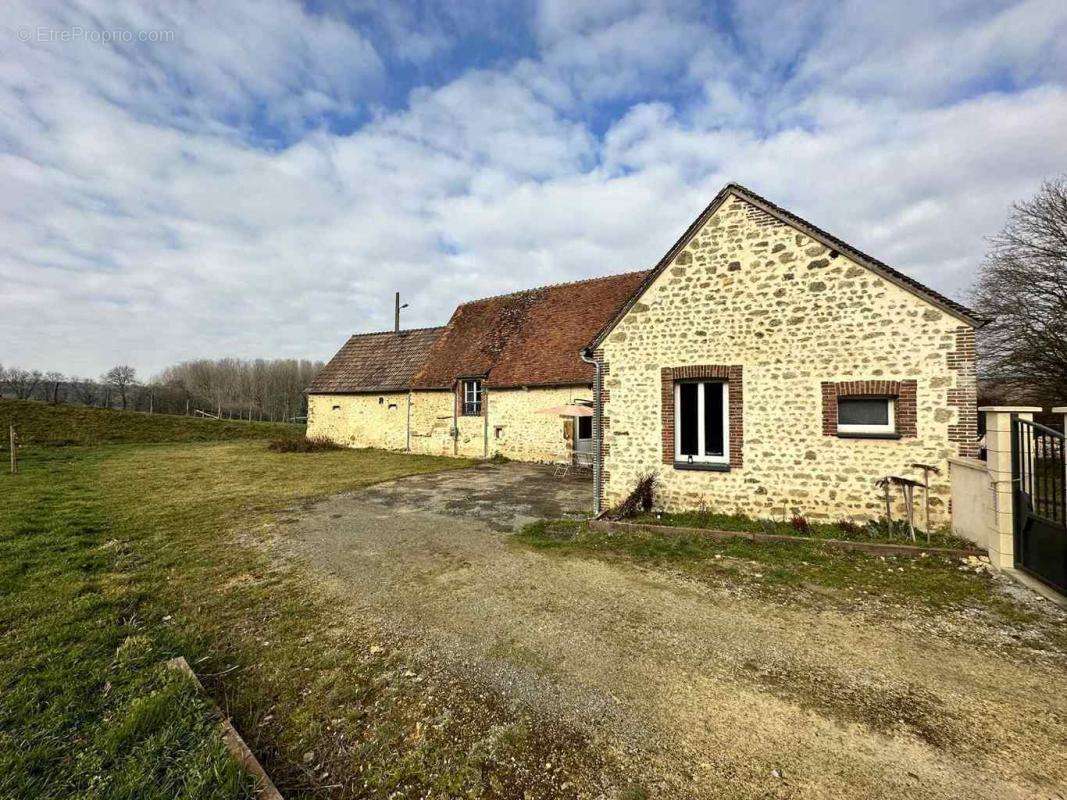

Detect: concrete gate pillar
[979, 406, 1041, 568]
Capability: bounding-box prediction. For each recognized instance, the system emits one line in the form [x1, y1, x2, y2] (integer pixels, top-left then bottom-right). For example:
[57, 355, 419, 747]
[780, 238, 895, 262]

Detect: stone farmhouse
[308, 183, 982, 526]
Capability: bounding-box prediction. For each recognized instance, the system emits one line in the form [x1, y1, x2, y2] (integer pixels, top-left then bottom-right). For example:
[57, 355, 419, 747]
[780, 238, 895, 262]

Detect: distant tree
[69, 377, 97, 406]
[6, 368, 42, 400]
[42, 371, 65, 404]
[102, 365, 137, 410]
[974, 177, 1067, 403]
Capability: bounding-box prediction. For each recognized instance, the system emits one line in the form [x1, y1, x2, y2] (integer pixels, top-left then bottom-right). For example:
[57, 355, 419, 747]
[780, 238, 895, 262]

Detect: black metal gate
[1012, 418, 1067, 593]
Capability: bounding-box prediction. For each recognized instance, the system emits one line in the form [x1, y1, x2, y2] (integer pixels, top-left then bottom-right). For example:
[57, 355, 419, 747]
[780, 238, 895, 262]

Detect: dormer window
[462, 379, 483, 416]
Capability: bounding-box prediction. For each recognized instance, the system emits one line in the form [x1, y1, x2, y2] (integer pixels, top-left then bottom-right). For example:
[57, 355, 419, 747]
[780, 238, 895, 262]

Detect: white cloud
[1, 0, 1065, 378]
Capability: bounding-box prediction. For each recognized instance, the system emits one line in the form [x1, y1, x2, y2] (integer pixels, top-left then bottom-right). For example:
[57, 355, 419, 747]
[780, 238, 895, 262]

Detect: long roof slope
[307, 326, 444, 393]
[411, 270, 648, 389]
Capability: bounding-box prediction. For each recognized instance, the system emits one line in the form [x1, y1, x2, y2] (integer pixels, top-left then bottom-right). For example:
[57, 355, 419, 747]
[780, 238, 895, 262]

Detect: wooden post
[881, 477, 893, 531]
[902, 483, 916, 541]
[9, 425, 17, 475]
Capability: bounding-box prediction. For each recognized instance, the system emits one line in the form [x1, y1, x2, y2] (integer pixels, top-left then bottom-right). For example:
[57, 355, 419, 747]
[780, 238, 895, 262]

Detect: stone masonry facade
[598, 195, 979, 527]
[309, 386, 591, 463]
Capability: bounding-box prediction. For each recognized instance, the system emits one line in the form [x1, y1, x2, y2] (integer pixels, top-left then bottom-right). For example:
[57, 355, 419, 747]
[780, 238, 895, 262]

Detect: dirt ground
[269, 463, 1067, 800]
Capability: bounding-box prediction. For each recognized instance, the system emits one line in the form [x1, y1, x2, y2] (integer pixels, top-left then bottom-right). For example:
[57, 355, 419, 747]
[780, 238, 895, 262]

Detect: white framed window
[462, 379, 482, 416]
[674, 381, 729, 464]
[837, 397, 895, 435]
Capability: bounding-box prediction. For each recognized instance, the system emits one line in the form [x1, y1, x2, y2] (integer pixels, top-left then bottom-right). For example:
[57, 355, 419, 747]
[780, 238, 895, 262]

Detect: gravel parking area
[270, 463, 1067, 800]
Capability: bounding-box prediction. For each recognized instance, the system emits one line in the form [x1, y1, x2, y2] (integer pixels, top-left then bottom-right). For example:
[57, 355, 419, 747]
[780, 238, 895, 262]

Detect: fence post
[980, 406, 1041, 569]
[9, 425, 17, 475]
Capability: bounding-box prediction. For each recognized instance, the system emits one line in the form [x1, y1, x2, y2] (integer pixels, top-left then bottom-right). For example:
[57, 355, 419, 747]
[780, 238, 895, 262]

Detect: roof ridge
[346, 325, 446, 339]
[456, 269, 650, 307]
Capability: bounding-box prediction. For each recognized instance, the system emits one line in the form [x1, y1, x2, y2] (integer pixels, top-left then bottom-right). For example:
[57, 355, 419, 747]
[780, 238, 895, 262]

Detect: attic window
[379, 397, 384, 404]
[332, 404, 341, 411]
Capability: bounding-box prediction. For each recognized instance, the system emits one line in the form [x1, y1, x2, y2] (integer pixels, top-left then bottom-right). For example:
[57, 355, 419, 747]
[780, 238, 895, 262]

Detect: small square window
[838, 397, 895, 435]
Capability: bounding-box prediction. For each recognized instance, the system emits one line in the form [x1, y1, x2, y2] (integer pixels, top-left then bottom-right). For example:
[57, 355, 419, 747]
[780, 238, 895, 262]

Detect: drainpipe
[406, 391, 412, 452]
[452, 383, 458, 457]
[581, 348, 602, 516]
[483, 386, 489, 459]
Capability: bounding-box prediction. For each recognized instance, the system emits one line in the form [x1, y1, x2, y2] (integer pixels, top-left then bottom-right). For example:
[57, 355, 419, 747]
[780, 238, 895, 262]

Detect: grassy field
[0, 398, 303, 448]
[0, 435, 474, 799]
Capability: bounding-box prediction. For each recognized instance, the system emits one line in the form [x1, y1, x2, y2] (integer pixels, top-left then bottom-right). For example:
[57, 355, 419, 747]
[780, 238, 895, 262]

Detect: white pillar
[979, 406, 1041, 568]
[1052, 407, 1067, 434]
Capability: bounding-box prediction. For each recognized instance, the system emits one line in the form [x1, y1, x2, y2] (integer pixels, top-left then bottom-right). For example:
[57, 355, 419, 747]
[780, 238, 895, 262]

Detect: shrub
[836, 520, 860, 536]
[790, 515, 811, 534]
[267, 437, 343, 453]
[608, 472, 658, 519]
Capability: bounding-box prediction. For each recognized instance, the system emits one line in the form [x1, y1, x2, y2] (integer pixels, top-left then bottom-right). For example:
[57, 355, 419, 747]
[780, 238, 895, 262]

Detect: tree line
[0, 358, 323, 422]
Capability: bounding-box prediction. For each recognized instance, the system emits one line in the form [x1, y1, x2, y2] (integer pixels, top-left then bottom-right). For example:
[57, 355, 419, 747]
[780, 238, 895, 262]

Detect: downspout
[452, 382, 458, 457]
[483, 385, 489, 459]
[581, 348, 603, 516]
[406, 391, 412, 452]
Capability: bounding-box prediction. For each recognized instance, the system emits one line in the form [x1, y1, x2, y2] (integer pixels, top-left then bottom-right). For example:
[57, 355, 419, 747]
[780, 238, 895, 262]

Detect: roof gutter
[580, 348, 603, 516]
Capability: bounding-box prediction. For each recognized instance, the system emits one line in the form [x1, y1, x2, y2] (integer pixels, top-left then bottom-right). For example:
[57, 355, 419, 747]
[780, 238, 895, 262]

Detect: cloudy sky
[2, 0, 1066, 377]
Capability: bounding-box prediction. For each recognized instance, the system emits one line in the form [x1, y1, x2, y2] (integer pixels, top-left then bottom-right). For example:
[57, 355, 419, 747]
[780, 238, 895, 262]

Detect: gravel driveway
[272, 463, 1067, 800]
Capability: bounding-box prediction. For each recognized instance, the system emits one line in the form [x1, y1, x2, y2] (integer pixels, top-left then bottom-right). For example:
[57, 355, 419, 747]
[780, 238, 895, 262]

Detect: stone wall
[408, 391, 455, 456]
[599, 194, 978, 527]
[309, 386, 591, 464]
[307, 392, 408, 450]
[489, 386, 591, 462]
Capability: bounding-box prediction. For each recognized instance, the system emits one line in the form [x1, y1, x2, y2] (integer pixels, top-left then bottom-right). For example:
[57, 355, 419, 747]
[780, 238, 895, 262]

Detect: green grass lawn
[515, 519, 1037, 617]
[1, 398, 303, 448]
[625, 509, 973, 550]
[0, 441, 474, 799]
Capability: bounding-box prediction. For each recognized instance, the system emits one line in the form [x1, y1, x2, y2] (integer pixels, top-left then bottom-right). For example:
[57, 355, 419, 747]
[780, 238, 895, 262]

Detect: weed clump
[267, 437, 343, 453]
[607, 472, 657, 519]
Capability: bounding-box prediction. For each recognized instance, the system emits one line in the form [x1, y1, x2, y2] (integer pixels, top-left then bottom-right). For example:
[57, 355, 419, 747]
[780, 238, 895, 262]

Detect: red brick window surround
[821, 380, 916, 438]
[661, 365, 743, 469]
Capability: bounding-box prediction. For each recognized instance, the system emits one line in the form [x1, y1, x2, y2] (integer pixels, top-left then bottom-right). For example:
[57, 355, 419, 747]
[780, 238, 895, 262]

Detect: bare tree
[102, 365, 137, 410]
[69, 377, 98, 405]
[973, 177, 1067, 402]
[6, 368, 42, 400]
[42, 371, 65, 404]
[155, 357, 322, 420]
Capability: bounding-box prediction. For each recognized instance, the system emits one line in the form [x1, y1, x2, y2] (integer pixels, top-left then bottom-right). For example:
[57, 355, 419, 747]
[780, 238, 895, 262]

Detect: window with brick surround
[821, 380, 917, 438]
[675, 381, 729, 465]
[661, 365, 743, 470]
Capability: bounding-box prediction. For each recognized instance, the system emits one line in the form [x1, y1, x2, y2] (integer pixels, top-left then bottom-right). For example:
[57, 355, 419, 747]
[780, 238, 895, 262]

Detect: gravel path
[270, 464, 1067, 799]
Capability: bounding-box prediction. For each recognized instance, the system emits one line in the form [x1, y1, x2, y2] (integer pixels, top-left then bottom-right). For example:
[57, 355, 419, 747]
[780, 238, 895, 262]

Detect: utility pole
[394, 292, 408, 333]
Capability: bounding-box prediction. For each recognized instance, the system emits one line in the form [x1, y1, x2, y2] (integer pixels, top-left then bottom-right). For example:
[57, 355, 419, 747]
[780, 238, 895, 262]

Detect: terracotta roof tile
[308, 327, 444, 393]
[410, 271, 648, 390]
